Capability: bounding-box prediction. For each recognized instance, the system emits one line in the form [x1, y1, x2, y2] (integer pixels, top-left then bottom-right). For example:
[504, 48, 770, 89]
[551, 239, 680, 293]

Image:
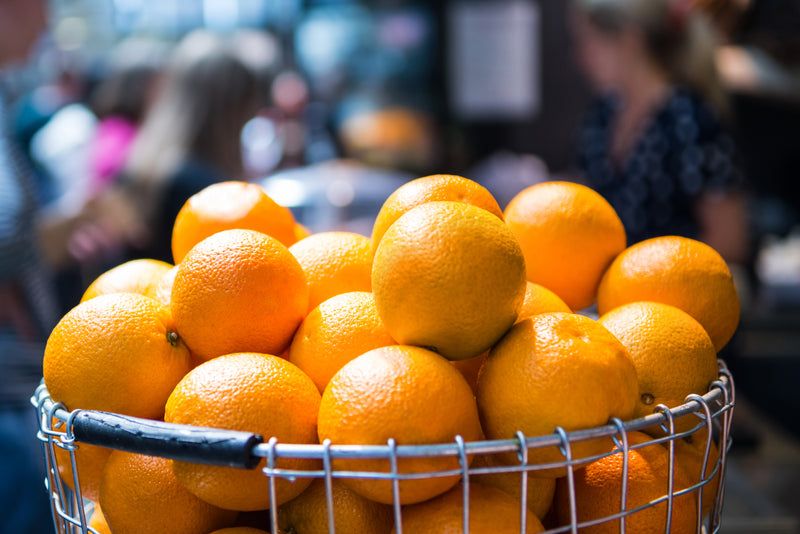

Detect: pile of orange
[42, 175, 737, 533]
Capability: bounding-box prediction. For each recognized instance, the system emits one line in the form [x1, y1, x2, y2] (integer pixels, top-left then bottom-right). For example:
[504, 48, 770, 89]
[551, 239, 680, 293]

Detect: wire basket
[32, 360, 734, 534]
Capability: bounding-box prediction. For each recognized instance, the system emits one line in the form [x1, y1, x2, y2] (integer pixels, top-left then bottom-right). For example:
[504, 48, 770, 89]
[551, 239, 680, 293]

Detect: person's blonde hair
[124, 30, 263, 224]
[575, 0, 727, 114]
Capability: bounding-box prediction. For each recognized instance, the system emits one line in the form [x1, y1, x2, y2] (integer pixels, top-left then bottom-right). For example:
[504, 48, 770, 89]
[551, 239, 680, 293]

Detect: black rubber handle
[71, 411, 263, 469]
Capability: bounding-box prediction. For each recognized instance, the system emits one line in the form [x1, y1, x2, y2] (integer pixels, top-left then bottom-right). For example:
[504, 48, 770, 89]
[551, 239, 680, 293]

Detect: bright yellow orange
[152, 265, 178, 308]
[599, 301, 719, 431]
[372, 201, 526, 361]
[98, 450, 237, 534]
[393, 482, 545, 534]
[289, 291, 395, 392]
[554, 432, 698, 534]
[476, 313, 638, 475]
[88, 505, 112, 534]
[170, 229, 308, 362]
[294, 222, 312, 243]
[289, 232, 373, 312]
[370, 174, 503, 256]
[470, 453, 556, 519]
[597, 235, 740, 351]
[504, 181, 626, 311]
[165, 352, 320, 511]
[171, 181, 296, 263]
[278, 478, 394, 534]
[54, 438, 112, 502]
[43, 293, 191, 418]
[517, 281, 572, 322]
[80, 259, 173, 303]
[317, 345, 483, 504]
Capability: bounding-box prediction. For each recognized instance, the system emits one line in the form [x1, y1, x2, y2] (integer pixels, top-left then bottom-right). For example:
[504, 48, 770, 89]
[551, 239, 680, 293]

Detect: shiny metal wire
[32, 361, 734, 534]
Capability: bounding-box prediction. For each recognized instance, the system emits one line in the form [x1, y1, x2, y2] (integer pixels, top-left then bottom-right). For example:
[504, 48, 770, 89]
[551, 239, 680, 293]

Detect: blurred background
[1, 0, 799, 532]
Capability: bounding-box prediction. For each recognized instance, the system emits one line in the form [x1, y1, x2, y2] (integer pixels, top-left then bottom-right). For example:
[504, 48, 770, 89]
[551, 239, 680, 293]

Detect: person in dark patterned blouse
[570, 0, 749, 261]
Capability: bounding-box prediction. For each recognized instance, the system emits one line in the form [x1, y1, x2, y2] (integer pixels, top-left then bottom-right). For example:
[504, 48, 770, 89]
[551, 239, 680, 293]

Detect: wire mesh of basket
[32, 361, 734, 534]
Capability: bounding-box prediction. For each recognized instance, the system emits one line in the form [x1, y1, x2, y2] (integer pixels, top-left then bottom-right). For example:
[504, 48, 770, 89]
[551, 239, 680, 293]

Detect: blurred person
[0, 0, 61, 533]
[571, 0, 749, 262]
[121, 30, 263, 262]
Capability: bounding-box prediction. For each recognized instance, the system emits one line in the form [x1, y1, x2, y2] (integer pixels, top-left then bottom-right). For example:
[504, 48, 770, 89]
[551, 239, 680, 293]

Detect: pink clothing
[89, 116, 138, 193]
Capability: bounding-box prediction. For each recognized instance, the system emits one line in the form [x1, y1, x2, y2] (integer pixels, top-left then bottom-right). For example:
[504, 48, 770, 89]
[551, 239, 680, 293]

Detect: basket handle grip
[71, 411, 263, 469]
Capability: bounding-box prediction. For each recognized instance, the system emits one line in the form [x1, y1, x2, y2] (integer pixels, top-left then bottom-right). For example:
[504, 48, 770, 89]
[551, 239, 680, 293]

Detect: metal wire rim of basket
[32, 360, 734, 534]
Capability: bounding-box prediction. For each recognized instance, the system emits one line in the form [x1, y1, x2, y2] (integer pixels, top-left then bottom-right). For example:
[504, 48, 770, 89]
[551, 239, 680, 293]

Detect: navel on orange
[370, 174, 503, 256]
[289, 232, 372, 312]
[165, 352, 320, 511]
[504, 181, 626, 310]
[317, 345, 482, 504]
[43, 293, 191, 418]
[372, 201, 526, 361]
[171, 181, 296, 263]
[598, 235, 740, 351]
[170, 229, 308, 362]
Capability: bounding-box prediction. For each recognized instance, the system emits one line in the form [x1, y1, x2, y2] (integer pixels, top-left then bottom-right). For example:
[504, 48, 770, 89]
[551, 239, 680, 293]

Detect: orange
[43, 293, 191, 417]
[372, 201, 527, 361]
[476, 313, 638, 475]
[289, 232, 373, 312]
[98, 450, 237, 534]
[674, 429, 721, 518]
[317, 345, 483, 504]
[80, 258, 173, 303]
[210, 529, 269, 534]
[171, 181, 296, 263]
[170, 229, 308, 362]
[165, 352, 320, 511]
[152, 265, 178, 308]
[54, 438, 112, 502]
[289, 291, 395, 392]
[504, 181, 626, 310]
[370, 174, 504, 256]
[294, 222, 312, 242]
[278, 478, 394, 534]
[554, 431, 698, 534]
[598, 301, 719, 431]
[393, 482, 545, 534]
[88, 505, 112, 534]
[597, 235, 740, 351]
[517, 281, 572, 322]
[451, 350, 487, 394]
[470, 453, 557, 519]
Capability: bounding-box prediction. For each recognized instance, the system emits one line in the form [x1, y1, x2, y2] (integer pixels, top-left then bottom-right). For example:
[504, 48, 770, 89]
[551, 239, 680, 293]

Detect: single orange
[294, 222, 312, 242]
[597, 235, 739, 351]
[43, 293, 192, 418]
[370, 174, 504, 256]
[599, 301, 719, 431]
[289, 291, 395, 392]
[88, 505, 112, 534]
[470, 453, 557, 519]
[504, 181, 626, 311]
[372, 201, 526, 361]
[278, 478, 394, 534]
[674, 428, 722, 518]
[554, 431, 698, 534]
[317, 345, 483, 504]
[476, 313, 638, 475]
[170, 229, 308, 362]
[393, 482, 545, 534]
[165, 352, 320, 511]
[451, 350, 487, 395]
[289, 232, 372, 312]
[80, 258, 173, 303]
[98, 450, 237, 534]
[54, 438, 112, 502]
[517, 281, 572, 322]
[171, 181, 296, 263]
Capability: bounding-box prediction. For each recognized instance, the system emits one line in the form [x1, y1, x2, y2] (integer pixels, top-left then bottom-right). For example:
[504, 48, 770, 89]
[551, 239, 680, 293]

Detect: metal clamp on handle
[71, 411, 263, 469]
